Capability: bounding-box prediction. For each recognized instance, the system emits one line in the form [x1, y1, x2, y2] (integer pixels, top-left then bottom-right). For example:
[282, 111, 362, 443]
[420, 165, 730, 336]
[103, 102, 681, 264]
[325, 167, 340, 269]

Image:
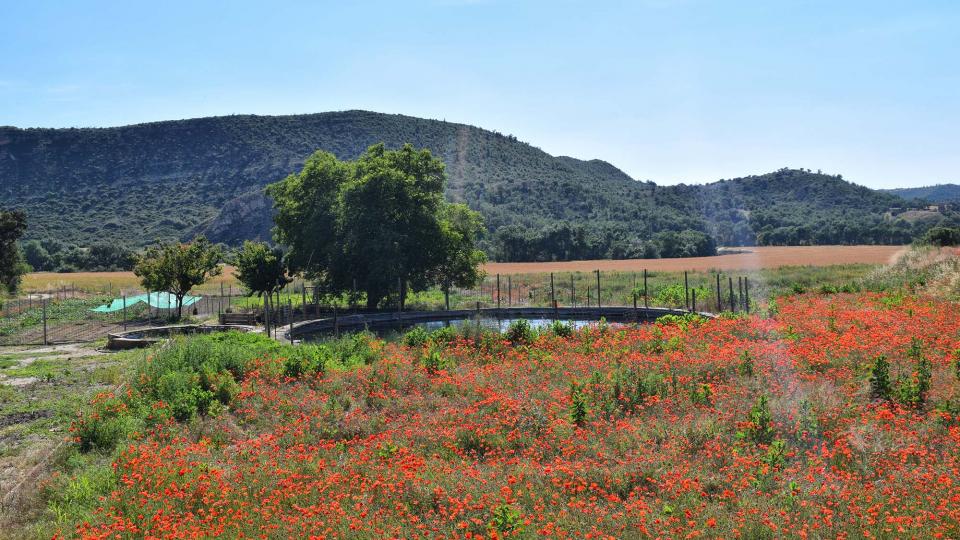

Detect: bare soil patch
[483, 245, 906, 274]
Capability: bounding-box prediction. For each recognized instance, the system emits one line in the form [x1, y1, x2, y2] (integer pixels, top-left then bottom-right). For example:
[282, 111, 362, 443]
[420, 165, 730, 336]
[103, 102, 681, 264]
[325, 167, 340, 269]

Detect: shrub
[738, 350, 755, 377]
[429, 325, 458, 345]
[690, 383, 712, 406]
[869, 355, 892, 401]
[490, 504, 524, 534]
[548, 320, 573, 338]
[72, 393, 134, 453]
[569, 381, 588, 426]
[505, 319, 534, 345]
[746, 395, 775, 445]
[402, 326, 430, 348]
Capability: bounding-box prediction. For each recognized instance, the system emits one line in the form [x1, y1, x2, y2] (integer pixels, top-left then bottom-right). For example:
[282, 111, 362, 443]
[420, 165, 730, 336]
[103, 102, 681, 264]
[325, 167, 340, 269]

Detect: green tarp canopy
[90, 292, 201, 313]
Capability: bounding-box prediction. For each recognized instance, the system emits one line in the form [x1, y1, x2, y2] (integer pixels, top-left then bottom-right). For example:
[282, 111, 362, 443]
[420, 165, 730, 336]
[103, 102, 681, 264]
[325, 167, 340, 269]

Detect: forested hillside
[1, 111, 954, 262]
[884, 184, 960, 203]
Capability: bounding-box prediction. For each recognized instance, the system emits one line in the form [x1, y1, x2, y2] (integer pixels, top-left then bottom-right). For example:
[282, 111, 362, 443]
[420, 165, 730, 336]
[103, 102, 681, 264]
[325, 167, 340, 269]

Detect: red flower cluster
[72, 292, 960, 538]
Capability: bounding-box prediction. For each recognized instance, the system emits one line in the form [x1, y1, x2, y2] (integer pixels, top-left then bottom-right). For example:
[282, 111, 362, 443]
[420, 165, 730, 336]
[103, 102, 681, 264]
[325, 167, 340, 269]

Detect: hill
[1, 111, 954, 261]
[883, 184, 960, 203]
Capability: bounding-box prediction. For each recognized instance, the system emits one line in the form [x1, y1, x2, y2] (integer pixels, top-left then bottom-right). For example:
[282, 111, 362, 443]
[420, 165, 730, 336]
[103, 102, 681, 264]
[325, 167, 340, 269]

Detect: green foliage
[655, 312, 706, 330]
[896, 339, 932, 408]
[738, 350, 755, 377]
[917, 226, 960, 247]
[869, 355, 892, 401]
[504, 319, 534, 345]
[746, 395, 776, 445]
[0, 209, 28, 293]
[490, 504, 524, 534]
[402, 326, 430, 348]
[233, 241, 291, 298]
[690, 383, 712, 406]
[72, 393, 136, 453]
[134, 235, 223, 318]
[569, 381, 588, 426]
[22, 239, 136, 272]
[652, 283, 711, 309]
[548, 320, 574, 338]
[761, 439, 788, 468]
[269, 143, 485, 308]
[421, 346, 453, 375]
[3, 112, 945, 260]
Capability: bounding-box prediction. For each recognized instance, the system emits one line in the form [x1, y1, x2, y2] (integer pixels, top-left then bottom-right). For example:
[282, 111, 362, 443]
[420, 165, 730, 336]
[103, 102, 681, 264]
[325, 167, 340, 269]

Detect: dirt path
[483, 245, 906, 274]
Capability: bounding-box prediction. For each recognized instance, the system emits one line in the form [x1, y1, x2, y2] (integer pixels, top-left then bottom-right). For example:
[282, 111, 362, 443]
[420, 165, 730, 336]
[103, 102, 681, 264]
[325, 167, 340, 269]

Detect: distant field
[484, 245, 906, 274]
[22, 266, 241, 294]
[19, 246, 905, 294]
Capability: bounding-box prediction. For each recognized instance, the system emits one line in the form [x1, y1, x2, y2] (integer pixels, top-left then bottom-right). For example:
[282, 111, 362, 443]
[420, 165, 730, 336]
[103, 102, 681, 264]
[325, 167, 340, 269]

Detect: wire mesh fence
[0, 270, 755, 345]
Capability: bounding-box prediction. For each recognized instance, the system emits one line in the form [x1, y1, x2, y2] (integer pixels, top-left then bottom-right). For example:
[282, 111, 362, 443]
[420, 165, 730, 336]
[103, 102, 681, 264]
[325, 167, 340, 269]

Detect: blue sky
[1, 0, 957, 188]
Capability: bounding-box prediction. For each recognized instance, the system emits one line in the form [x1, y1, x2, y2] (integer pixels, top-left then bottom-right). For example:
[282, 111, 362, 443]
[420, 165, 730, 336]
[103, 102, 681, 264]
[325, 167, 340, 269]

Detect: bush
[505, 319, 534, 345]
[402, 326, 430, 348]
[548, 320, 573, 338]
[73, 393, 135, 453]
[746, 395, 775, 445]
[869, 355, 892, 401]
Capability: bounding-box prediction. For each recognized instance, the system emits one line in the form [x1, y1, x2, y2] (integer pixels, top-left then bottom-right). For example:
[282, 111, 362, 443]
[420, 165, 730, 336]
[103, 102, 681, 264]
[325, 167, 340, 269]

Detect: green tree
[268, 143, 486, 309]
[233, 241, 291, 319]
[0, 210, 28, 294]
[427, 204, 487, 309]
[134, 236, 223, 319]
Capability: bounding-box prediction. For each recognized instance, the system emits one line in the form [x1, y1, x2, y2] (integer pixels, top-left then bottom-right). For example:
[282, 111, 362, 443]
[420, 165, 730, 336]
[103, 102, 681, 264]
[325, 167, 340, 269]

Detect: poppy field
[61, 291, 960, 539]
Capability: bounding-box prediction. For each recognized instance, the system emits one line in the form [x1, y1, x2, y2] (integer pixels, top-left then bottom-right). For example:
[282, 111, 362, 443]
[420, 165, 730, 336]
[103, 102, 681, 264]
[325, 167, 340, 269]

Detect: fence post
[288, 300, 294, 342]
[684, 271, 690, 311]
[643, 269, 648, 309]
[445, 286, 450, 311]
[738, 277, 744, 312]
[264, 295, 270, 337]
[570, 274, 575, 307]
[42, 299, 48, 346]
[692, 289, 697, 313]
[496, 274, 501, 310]
[228, 285, 232, 310]
[728, 276, 735, 313]
[744, 277, 751, 314]
[507, 275, 512, 307]
[716, 274, 722, 312]
[122, 295, 127, 331]
[550, 273, 555, 307]
[596, 270, 601, 309]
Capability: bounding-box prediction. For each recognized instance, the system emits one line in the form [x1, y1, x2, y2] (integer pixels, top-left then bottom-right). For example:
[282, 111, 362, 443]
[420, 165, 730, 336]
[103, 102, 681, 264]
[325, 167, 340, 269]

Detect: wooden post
[684, 271, 689, 310]
[228, 284, 232, 310]
[596, 270, 601, 309]
[507, 275, 512, 307]
[716, 274, 722, 312]
[42, 299, 48, 346]
[570, 274, 575, 307]
[288, 299, 294, 342]
[728, 276, 735, 312]
[122, 295, 127, 330]
[692, 289, 697, 313]
[744, 277, 751, 314]
[738, 277, 744, 312]
[550, 272, 555, 307]
[496, 274, 501, 310]
[264, 295, 270, 337]
[643, 269, 648, 309]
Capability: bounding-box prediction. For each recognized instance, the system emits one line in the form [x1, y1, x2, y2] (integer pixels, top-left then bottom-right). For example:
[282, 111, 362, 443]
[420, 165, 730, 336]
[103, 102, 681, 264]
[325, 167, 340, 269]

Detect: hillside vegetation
[2, 111, 955, 260]
[884, 184, 960, 203]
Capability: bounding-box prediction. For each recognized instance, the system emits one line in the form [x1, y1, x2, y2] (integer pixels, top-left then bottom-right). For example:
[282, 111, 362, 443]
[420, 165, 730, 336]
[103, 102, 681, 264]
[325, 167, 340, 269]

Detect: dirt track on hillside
[483, 245, 906, 274]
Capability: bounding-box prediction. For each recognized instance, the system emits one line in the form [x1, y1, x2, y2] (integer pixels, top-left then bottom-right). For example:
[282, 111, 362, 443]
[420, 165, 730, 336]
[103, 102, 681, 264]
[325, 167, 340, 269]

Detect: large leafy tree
[268, 143, 485, 309]
[133, 236, 223, 318]
[0, 210, 28, 294]
[233, 240, 291, 301]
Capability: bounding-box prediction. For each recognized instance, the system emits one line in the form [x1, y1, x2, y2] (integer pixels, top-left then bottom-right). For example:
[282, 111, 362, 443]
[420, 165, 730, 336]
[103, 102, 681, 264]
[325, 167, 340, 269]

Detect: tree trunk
[365, 289, 379, 310]
[177, 294, 184, 320]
